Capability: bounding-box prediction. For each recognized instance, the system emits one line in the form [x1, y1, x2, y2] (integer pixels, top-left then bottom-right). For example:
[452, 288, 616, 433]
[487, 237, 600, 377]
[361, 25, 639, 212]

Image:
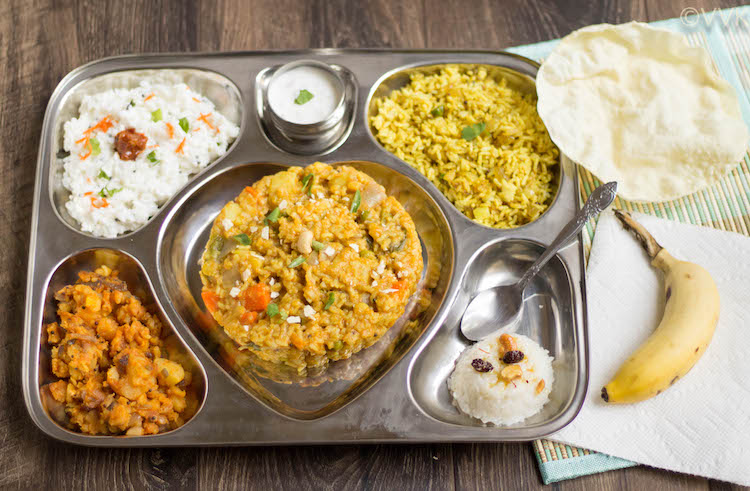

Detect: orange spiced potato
[42, 266, 198, 436]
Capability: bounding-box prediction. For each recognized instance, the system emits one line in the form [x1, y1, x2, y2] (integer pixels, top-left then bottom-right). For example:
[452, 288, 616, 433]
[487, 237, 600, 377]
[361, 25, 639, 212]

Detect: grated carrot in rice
[175, 137, 186, 154]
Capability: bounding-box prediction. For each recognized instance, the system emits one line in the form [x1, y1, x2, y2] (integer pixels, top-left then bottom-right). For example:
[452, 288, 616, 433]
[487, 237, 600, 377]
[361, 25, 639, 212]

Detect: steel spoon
[460, 181, 618, 341]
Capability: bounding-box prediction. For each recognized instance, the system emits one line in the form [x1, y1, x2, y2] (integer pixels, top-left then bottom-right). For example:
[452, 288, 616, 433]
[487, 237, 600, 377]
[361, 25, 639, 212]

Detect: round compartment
[157, 160, 455, 420]
[408, 238, 586, 429]
[36, 248, 208, 439]
[366, 62, 562, 231]
[267, 60, 346, 133]
[256, 63, 357, 156]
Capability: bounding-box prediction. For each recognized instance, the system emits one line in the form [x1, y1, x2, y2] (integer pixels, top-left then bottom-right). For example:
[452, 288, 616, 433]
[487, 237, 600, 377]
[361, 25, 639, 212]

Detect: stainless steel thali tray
[23, 50, 588, 446]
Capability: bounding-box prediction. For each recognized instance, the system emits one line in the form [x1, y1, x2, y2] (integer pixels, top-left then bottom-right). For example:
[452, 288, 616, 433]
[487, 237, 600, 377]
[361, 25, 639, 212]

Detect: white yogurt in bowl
[267, 63, 344, 125]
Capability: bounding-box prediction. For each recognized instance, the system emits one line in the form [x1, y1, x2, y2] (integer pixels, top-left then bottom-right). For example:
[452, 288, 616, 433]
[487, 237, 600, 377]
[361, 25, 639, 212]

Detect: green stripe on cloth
[536, 453, 636, 484]
[507, 5, 750, 484]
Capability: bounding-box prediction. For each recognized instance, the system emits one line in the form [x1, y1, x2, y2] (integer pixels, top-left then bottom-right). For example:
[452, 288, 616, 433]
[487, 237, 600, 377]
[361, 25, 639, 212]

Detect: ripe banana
[601, 211, 720, 404]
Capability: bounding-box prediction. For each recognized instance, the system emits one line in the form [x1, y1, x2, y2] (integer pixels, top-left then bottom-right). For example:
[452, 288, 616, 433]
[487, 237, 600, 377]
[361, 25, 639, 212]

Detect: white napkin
[552, 210, 750, 485]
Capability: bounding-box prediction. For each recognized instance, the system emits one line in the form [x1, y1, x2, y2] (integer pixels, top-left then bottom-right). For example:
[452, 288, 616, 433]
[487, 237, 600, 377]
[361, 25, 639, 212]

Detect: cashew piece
[296, 229, 313, 254]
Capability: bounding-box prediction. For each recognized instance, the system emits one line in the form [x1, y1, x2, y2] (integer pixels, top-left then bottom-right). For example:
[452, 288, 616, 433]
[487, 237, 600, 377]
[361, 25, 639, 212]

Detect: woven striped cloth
[507, 5, 750, 484]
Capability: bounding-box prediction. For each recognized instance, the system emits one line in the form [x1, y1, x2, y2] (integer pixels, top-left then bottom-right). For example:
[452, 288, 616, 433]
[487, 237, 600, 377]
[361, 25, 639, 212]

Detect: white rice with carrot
[61, 81, 240, 238]
[448, 331, 554, 425]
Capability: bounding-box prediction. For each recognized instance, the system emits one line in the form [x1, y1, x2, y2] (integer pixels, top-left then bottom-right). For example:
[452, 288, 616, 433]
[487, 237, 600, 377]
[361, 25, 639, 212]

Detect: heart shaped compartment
[157, 160, 455, 420]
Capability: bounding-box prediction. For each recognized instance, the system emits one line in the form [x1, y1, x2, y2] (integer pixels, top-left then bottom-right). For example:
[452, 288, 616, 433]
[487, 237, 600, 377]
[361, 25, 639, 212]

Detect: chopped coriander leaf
[151, 109, 163, 122]
[146, 151, 159, 164]
[461, 122, 486, 141]
[301, 173, 314, 195]
[89, 137, 101, 156]
[265, 207, 281, 223]
[129, 100, 135, 107]
[231, 233, 251, 246]
[279, 309, 288, 320]
[311, 240, 325, 251]
[350, 190, 361, 213]
[324, 292, 335, 310]
[266, 303, 280, 317]
[178, 117, 189, 133]
[431, 105, 444, 117]
[97, 169, 111, 180]
[288, 256, 306, 268]
[98, 186, 122, 198]
[294, 89, 314, 105]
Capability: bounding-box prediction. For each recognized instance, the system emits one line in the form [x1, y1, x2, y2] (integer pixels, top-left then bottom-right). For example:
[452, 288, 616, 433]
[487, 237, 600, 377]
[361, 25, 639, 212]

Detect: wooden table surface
[1, 0, 747, 489]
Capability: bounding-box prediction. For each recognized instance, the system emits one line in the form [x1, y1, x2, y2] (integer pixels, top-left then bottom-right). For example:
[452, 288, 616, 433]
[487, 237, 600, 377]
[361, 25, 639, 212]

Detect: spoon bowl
[461, 284, 524, 336]
[460, 182, 617, 341]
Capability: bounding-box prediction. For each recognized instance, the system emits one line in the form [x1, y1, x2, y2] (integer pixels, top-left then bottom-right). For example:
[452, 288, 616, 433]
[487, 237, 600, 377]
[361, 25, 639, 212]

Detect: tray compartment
[365, 62, 561, 230]
[49, 68, 244, 238]
[157, 160, 455, 420]
[37, 248, 207, 437]
[408, 238, 581, 428]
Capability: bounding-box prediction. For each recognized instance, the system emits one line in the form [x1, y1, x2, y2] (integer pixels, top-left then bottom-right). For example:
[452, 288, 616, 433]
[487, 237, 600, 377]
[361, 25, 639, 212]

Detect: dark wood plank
[452, 443, 543, 490]
[0, 0, 75, 487]
[198, 444, 453, 490]
[318, 0, 426, 48]
[196, 0, 316, 51]
[0, 0, 747, 489]
[557, 465, 709, 491]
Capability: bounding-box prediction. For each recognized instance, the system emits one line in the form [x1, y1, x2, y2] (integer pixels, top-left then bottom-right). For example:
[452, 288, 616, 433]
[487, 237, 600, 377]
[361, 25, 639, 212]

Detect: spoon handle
[517, 181, 618, 290]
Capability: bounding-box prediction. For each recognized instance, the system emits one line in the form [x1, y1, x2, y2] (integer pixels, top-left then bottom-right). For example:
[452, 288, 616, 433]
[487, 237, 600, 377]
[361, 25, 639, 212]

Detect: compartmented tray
[23, 50, 588, 446]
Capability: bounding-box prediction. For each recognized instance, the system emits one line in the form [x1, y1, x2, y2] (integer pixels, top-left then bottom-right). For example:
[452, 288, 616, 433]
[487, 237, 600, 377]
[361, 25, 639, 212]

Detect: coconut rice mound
[369, 65, 559, 229]
[448, 331, 554, 426]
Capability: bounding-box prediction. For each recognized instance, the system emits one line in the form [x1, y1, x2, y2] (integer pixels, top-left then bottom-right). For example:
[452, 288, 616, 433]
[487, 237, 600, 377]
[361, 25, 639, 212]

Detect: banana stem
[614, 210, 663, 259]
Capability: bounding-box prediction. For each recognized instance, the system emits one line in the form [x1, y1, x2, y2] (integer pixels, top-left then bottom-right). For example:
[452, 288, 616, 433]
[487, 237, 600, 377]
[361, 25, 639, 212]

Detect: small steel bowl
[266, 60, 347, 142]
